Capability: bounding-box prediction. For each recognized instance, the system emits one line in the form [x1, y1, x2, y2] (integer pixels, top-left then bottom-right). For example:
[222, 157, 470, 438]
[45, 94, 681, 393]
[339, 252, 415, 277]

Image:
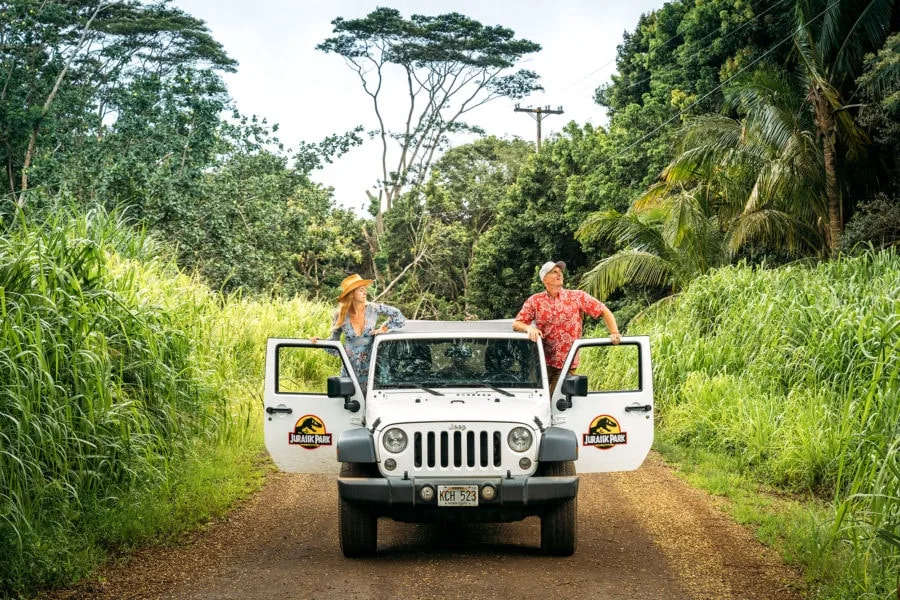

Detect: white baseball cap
[539, 261, 566, 280]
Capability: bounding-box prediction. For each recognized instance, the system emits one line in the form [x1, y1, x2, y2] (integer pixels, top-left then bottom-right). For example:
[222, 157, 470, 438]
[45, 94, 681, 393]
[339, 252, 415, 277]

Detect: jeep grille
[413, 430, 502, 469]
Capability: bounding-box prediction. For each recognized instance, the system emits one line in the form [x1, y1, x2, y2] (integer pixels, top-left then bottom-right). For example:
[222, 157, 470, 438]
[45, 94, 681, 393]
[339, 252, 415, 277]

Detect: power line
[613, 0, 793, 97]
[611, 0, 840, 162]
[555, 27, 685, 93]
[551, 0, 791, 99]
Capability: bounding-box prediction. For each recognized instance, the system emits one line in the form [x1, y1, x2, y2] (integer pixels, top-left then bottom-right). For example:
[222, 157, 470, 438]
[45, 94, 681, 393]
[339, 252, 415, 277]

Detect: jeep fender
[337, 427, 377, 463]
[537, 427, 578, 462]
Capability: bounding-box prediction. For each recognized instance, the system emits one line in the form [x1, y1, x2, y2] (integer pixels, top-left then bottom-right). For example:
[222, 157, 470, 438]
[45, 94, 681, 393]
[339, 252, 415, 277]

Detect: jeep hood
[371, 396, 539, 429]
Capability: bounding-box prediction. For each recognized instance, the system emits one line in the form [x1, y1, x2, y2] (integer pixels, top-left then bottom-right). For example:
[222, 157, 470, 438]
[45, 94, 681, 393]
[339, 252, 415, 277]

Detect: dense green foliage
[0, 211, 221, 592]
[465, 0, 898, 318]
[468, 135, 601, 317]
[6, 0, 896, 310]
[610, 251, 898, 598]
[1, 0, 366, 298]
[1, 0, 235, 206]
[466, 0, 796, 315]
[0, 210, 334, 596]
[380, 137, 534, 318]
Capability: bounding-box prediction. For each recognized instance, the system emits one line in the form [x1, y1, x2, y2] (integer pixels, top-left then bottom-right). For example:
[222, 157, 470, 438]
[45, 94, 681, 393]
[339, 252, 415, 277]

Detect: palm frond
[662, 188, 710, 249]
[794, 26, 828, 88]
[745, 178, 764, 214]
[745, 143, 826, 226]
[633, 182, 670, 212]
[832, 0, 894, 80]
[727, 70, 807, 153]
[576, 210, 669, 256]
[678, 114, 743, 152]
[579, 250, 675, 299]
[728, 208, 824, 256]
[817, 0, 845, 66]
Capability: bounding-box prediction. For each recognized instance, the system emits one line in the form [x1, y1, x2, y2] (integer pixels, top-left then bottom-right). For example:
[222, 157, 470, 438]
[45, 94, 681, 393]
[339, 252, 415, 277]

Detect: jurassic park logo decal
[583, 414, 627, 450]
[289, 414, 333, 449]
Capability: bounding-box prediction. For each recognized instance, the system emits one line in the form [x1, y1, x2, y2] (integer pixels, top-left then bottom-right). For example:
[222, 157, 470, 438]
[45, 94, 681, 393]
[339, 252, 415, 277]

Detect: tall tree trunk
[822, 129, 841, 254]
[17, 1, 107, 209]
[18, 130, 39, 202]
[811, 85, 841, 254]
[6, 149, 17, 202]
[361, 223, 380, 282]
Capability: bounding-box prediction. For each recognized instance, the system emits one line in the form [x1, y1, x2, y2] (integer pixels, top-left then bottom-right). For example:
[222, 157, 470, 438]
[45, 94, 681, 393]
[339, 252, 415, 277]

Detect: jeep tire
[338, 462, 378, 557]
[539, 460, 577, 556]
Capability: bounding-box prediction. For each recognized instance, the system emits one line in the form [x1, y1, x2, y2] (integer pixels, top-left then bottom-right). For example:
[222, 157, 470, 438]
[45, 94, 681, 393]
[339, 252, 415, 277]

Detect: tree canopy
[3, 0, 897, 310]
[1, 0, 368, 298]
[317, 8, 542, 250]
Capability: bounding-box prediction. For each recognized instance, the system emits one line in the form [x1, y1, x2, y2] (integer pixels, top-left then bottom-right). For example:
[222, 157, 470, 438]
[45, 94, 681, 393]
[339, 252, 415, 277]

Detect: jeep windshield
[373, 338, 542, 390]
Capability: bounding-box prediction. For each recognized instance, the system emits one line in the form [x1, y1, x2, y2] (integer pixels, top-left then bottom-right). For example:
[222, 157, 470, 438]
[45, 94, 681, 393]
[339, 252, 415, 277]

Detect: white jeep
[264, 320, 654, 556]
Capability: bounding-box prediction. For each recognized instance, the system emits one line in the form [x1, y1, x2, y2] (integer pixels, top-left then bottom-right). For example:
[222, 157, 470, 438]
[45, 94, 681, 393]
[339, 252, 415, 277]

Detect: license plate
[437, 485, 478, 507]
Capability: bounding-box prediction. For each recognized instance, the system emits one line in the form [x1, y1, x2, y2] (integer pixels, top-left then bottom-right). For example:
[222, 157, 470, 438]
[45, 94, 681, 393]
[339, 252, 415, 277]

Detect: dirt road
[46, 453, 805, 600]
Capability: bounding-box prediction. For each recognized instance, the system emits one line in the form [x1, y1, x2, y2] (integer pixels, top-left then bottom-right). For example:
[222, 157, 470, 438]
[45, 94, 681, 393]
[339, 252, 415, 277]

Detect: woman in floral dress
[313, 274, 406, 396]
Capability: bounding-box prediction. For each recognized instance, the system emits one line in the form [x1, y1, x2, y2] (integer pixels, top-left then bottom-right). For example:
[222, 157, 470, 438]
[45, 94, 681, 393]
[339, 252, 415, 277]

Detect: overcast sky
[170, 0, 667, 213]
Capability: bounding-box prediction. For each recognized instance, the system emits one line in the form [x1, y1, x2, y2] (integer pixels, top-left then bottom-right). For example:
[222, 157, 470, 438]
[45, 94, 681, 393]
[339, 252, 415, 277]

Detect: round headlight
[507, 427, 533, 452]
[382, 428, 408, 453]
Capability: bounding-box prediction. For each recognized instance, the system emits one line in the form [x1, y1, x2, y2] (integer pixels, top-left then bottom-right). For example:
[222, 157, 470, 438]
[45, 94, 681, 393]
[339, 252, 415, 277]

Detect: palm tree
[793, 0, 895, 251]
[576, 0, 895, 299]
[652, 0, 894, 258]
[664, 69, 829, 256]
[575, 185, 728, 300]
[576, 68, 833, 301]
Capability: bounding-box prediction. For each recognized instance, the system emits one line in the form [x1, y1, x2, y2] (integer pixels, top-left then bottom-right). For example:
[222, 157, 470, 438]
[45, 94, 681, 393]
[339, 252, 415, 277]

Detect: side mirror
[557, 375, 588, 411]
[327, 376, 360, 412]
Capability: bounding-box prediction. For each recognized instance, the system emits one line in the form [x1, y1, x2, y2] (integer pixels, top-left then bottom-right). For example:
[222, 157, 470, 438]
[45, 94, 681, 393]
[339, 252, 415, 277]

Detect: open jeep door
[550, 336, 654, 473]
[263, 338, 365, 473]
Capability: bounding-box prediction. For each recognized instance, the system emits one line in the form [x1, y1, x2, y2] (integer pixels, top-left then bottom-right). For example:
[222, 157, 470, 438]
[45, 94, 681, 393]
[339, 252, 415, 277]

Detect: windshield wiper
[467, 383, 514, 397]
[381, 383, 444, 396]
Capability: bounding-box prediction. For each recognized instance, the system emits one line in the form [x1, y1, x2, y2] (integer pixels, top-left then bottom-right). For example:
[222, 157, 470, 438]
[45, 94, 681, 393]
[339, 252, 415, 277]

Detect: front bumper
[338, 475, 578, 508]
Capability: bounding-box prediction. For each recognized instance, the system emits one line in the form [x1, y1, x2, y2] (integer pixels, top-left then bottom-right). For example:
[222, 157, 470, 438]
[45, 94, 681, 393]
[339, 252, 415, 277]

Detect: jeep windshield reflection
[373, 338, 541, 389]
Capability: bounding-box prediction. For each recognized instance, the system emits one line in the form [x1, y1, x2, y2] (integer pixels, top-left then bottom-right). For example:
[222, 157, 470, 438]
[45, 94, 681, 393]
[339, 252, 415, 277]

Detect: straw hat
[338, 273, 374, 300]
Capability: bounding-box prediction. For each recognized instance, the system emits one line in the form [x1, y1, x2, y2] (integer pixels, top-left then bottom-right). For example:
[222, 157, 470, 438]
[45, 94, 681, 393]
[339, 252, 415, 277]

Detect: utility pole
[514, 104, 564, 151]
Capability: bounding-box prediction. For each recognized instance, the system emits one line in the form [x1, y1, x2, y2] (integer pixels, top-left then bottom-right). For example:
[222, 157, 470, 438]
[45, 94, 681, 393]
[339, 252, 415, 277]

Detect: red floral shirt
[515, 288, 607, 369]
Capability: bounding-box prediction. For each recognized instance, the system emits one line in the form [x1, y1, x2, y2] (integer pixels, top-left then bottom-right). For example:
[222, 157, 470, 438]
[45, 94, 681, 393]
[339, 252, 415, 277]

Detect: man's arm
[580, 291, 621, 345]
[512, 319, 542, 342]
[512, 298, 542, 342]
[601, 309, 621, 345]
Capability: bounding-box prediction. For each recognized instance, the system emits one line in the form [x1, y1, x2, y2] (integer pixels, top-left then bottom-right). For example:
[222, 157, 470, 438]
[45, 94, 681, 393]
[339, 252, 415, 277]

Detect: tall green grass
[0, 210, 331, 597]
[602, 251, 899, 599]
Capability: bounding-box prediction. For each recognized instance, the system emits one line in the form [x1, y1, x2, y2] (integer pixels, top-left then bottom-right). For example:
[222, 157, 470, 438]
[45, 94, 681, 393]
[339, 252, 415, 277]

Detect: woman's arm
[311, 310, 343, 344]
[372, 303, 406, 332]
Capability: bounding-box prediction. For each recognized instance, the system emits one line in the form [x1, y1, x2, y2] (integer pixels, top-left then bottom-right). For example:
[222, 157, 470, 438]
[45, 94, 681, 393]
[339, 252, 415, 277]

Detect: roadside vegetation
[588, 251, 899, 599]
[0, 211, 329, 595]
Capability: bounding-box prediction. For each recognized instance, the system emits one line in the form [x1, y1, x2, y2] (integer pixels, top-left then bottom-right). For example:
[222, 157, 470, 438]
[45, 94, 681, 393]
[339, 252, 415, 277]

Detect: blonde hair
[334, 294, 358, 332]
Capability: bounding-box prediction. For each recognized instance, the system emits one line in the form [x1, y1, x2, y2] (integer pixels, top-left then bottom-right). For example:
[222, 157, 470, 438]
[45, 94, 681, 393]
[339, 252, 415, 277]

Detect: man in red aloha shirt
[512, 261, 621, 392]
